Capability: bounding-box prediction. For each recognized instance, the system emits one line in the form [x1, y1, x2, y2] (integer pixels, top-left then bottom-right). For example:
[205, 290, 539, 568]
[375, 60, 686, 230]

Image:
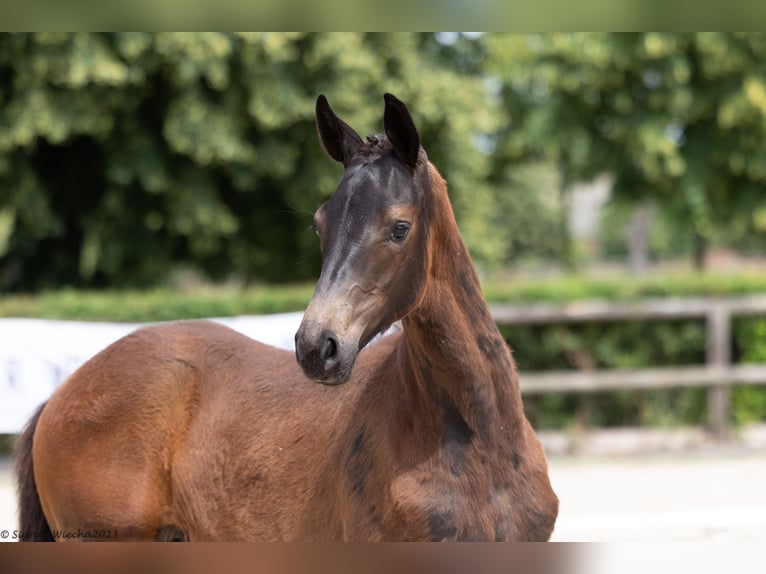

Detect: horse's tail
[14, 402, 54, 541]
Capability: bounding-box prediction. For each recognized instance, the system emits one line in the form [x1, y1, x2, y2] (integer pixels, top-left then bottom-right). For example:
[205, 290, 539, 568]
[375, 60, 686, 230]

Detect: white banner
[0, 314, 304, 434]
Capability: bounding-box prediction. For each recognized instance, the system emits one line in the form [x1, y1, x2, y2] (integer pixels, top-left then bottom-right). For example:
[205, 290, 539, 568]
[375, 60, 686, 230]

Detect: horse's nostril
[321, 332, 339, 362]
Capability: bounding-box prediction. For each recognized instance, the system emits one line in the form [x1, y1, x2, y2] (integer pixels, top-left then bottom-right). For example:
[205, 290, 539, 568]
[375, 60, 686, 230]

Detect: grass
[482, 270, 766, 304]
[0, 284, 316, 322]
[3, 271, 766, 322]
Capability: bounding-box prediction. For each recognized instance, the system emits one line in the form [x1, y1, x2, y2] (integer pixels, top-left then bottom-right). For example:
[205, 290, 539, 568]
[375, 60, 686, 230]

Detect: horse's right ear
[315, 95, 363, 166]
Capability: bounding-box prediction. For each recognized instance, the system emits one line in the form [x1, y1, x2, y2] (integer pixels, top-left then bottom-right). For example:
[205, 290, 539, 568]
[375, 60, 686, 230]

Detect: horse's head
[295, 94, 433, 385]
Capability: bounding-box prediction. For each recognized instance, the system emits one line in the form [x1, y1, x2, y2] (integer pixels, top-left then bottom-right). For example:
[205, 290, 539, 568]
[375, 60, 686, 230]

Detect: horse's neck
[397, 171, 524, 442]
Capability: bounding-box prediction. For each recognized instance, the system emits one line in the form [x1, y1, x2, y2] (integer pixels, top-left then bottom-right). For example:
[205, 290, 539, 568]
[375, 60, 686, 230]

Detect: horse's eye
[391, 221, 411, 241]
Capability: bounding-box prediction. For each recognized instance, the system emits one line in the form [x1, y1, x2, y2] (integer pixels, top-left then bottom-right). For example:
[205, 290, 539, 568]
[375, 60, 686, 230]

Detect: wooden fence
[489, 295, 766, 439]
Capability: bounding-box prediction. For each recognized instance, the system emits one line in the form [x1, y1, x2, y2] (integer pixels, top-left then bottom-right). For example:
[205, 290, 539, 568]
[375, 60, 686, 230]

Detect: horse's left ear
[383, 93, 420, 168]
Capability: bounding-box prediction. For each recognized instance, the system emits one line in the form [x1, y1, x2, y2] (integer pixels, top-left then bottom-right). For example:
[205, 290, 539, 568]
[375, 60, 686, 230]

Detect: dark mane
[348, 133, 392, 165]
[366, 133, 386, 147]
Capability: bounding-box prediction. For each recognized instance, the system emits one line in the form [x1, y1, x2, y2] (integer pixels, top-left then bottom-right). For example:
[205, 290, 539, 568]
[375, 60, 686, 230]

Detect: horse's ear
[316, 95, 363, 166]
[383, 93, 420, 168]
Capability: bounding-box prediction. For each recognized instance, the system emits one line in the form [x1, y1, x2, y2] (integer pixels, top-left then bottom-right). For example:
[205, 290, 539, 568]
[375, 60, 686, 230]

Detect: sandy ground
[1, 443, 765, 543]
[548, 446, 766, 542]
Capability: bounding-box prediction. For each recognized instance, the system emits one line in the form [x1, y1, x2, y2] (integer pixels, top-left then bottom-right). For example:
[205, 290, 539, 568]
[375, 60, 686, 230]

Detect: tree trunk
[559, 166, 576, 272]
[693, 232, 707, 270]
[627, 202, 653, 274]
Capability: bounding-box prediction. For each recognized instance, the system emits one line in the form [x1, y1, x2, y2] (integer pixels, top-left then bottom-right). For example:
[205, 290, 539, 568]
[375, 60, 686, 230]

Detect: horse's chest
[386, 468, 513, 541]
[339, 422, 518, 540]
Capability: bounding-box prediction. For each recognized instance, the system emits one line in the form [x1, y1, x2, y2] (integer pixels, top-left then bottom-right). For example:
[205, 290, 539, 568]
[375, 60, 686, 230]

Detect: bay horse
[15, 93, 558, 541]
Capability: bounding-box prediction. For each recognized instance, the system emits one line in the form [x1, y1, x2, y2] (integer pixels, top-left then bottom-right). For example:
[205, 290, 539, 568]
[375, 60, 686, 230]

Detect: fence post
[706, 304, 731, 440]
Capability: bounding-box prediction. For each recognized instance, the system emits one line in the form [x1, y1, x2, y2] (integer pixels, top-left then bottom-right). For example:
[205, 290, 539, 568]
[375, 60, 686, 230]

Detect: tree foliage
[0, 32, 498, 290]
[484, 33, 766, 266]
[3, 33, 766, 291]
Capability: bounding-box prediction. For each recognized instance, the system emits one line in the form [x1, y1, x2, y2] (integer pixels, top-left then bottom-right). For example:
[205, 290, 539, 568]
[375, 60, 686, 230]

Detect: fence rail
[489, 295, 766, 439]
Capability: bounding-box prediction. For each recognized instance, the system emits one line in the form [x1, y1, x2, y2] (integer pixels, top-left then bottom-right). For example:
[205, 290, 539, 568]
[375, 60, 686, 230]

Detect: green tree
[423, 33, 566, 269]
[484, 33, 766, 269]
[0, 33, 497, 291]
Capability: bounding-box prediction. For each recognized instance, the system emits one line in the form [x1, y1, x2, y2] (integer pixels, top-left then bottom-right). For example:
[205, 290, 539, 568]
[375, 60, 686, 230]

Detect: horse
[15, 93, 558, 541]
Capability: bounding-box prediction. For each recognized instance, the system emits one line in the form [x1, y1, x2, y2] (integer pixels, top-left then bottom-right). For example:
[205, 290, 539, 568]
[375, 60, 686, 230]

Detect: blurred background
[1, 32, 766, 542]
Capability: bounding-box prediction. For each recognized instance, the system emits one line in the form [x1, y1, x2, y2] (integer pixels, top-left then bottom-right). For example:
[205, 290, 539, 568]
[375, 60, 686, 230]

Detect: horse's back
[37, 320, 294, 439]
[32, 320, 321, 540]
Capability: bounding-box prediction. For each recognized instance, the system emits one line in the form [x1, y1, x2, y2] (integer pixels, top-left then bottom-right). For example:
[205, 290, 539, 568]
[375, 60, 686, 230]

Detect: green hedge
[489, 273, 766, 430]
[503, 319, 710, 429]
[490, 272, 765, 433]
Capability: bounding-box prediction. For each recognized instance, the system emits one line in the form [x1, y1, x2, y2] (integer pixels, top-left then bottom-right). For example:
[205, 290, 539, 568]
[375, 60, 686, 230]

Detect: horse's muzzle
[294, 326, 355, 385]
